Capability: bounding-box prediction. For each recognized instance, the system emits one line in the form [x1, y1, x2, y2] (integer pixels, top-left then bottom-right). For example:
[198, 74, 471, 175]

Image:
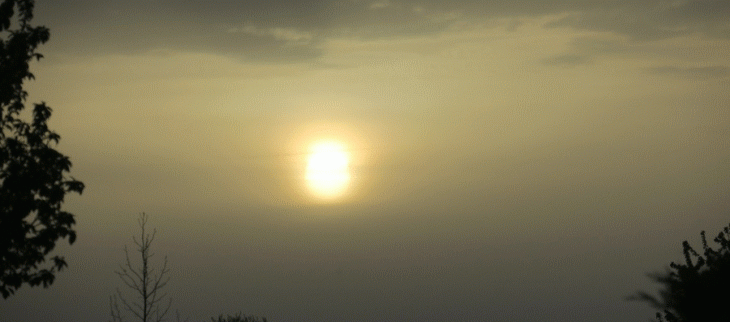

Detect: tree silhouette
[631, 223, 730, 322]
[110, 213, 172, 322]
[0, 0, 84, 298]
[210, 313, 268, 322]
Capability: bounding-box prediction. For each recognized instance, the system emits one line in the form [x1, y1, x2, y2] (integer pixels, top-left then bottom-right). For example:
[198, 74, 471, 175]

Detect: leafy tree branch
[1, 0, 83, 299]
[631, 223, 730, 322]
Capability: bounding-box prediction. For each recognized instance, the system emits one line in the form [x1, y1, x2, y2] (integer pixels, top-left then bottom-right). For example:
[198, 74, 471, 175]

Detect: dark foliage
[631, 223, 730, 322]
[0, 0, 84, 299]
[210, 312, 268, 322]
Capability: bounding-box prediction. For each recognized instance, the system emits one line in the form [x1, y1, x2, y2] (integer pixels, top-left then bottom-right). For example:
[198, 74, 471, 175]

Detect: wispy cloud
[541, 54, 591, 66]
[227, 25, 315, 46]
[369, 0, 391, 10]
[543, 0, 730, 40]
[648, 65, 730, 78]
[36, 0, 730, 63]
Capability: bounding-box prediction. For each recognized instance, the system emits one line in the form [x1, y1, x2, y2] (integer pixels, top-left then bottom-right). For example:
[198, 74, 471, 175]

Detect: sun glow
[305, 141, 351, 200]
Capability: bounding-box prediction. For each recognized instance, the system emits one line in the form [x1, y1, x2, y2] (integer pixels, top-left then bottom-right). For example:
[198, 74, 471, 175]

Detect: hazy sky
[2, 0, 730, 321]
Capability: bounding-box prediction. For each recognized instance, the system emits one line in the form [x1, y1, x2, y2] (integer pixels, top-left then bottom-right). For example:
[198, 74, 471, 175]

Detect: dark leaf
[1, 0, 82, 298]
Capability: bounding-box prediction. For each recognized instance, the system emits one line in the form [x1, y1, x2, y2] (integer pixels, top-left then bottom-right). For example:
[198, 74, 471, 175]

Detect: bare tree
[110, 213, 172, 322]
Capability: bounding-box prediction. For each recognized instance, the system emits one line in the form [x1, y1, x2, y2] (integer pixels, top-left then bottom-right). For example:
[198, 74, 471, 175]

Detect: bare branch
[110, 295, 124, 322]
[110, 213, 173, 322]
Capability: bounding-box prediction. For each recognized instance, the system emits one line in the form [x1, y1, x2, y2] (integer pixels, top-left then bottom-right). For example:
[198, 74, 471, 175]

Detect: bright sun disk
[305, 141, 350, 199]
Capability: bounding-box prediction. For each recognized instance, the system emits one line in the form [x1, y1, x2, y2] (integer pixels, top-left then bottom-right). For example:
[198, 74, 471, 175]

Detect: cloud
[227, 25, 315, 45]
[538, 35, 633, 67]
[543, 0, 730, 41]
[370, 0, 391, 10]
[541, 54, 591, 66]
[35, 0, 730, 62]
[647, 65, 730, 78]
[540, 32, 730, 69]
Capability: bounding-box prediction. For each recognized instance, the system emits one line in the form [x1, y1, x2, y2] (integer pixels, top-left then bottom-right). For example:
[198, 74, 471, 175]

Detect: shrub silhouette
[210, 312, 267, 322]
[632, 223, 730, 321]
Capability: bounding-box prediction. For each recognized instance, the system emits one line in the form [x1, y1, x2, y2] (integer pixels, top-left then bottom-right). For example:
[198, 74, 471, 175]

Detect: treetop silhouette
[632, 223, 730, 322]
[0, 0, 83, 298]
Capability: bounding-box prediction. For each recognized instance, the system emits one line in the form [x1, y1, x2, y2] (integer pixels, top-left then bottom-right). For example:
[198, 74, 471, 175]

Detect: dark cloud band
[36, 0, 730, 62]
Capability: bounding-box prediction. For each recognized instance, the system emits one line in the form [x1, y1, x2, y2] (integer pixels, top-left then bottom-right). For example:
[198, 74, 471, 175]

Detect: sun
[305, 141, 351, 200]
